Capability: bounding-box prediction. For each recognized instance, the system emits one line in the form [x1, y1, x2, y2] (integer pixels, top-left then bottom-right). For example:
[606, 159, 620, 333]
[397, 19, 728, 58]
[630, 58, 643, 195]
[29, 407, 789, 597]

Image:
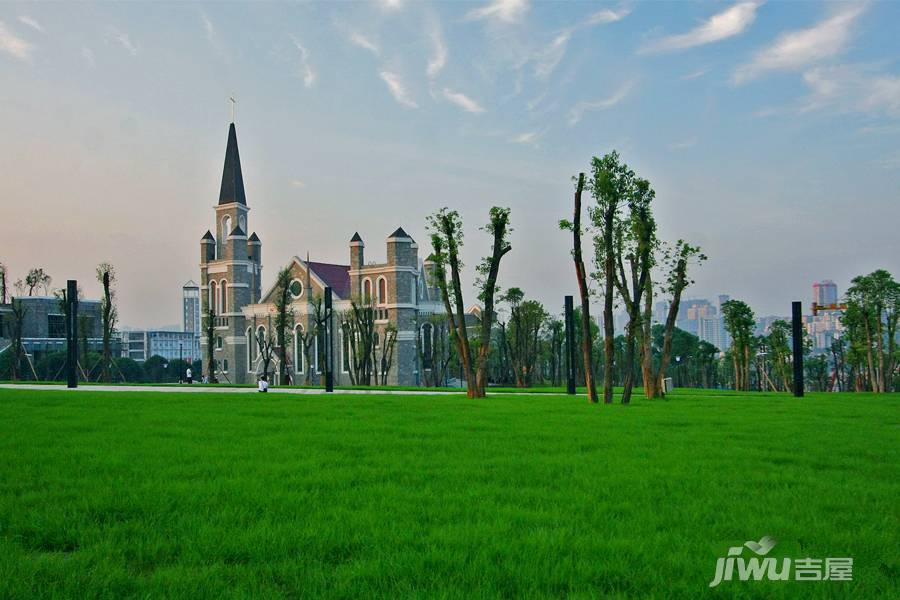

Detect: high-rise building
[813, 280, 838, 306]
[183, 280, 200, 336]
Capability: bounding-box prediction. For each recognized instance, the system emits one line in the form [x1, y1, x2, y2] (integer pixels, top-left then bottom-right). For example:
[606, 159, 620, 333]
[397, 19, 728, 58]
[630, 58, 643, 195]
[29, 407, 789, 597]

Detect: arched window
[223, 215, 232, 238]
[238, 215, 246, 233]
[209, 281, 217, 314]
[293, 324, 305, 374]
[216, 336, 223, 350]
[219, 279, 227, 313]
[362, 278, 372, 303]
[373, 331, 380, 349]
[377, 277, 387, 306]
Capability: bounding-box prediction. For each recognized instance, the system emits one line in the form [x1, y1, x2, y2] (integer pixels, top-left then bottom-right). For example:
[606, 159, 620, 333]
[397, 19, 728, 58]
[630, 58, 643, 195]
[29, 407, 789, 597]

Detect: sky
[1, 0, 898, 328]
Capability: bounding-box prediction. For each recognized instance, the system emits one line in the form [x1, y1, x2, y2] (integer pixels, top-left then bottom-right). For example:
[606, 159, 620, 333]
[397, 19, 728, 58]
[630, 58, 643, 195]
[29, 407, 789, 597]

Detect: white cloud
[733, 3, 867, 83]
[200, 11, 214, 42]
[348, 31, 380, 56]
[82, 46, 96, 69]
[585, 7, 631, 27]
[291, 36, 316, 88]
[291, 179, 306, 188]
[800, 65, 900, 117]
[668, 137, 698, 150]
[110, 28, 138, 56]
[18, 16, 44, 33]
[380, 70, 418, 108]
[442, 88, 486, 113]
[534, 31, 572, 80]
[0, 20, 33, 60]
[511, 131, 540, 145]
[467, 0, 530, 24]
[568, 80, 635, 126]
[682, 69, 708, 80]
[426, 19, 447, 78]
[534, 7, 629, 80]
[641, 2, 761, 54]
[378, 0, 404, 10]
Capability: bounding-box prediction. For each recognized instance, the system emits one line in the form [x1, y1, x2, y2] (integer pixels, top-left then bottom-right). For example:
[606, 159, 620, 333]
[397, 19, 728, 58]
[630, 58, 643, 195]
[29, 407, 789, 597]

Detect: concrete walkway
[0, 383, 465, 396]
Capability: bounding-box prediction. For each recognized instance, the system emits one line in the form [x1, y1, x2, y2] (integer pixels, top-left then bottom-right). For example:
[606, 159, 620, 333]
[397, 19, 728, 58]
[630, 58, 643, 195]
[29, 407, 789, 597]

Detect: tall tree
[649, 240, 706, 398]
[501, 288, 547, 388]
[96, 263, 117, 382]
[560, 173, 599, 401]
[722, 299, 755, 391]
[273, 266, 295, 385]
[427, 206, 512, 398]
[587, 151, 631, 403]
[612, 176, 656, 404]
[846, 269, 899, 393]
[342, 297, 376, 386]
[6, 299, 26, 380]
[23, 267, 52, 296]
[0, 262, 8, 304]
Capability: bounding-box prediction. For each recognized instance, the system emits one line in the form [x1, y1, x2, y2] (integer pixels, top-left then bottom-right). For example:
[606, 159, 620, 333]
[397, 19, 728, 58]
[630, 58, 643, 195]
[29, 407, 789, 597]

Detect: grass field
[0, 388, 897, 598]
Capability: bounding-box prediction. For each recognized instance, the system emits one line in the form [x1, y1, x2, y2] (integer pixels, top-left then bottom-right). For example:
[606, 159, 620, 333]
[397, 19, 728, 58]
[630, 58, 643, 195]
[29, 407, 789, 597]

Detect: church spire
[218, 123, 247, 206]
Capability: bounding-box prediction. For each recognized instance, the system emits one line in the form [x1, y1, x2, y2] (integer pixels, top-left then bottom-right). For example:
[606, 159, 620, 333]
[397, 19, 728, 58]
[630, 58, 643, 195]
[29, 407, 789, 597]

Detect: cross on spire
[229, 96, 236, 123]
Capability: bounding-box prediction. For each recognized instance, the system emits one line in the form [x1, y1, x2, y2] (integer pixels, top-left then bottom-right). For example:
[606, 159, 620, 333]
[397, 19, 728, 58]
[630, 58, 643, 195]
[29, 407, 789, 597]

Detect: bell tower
[200, 121, 262, 383]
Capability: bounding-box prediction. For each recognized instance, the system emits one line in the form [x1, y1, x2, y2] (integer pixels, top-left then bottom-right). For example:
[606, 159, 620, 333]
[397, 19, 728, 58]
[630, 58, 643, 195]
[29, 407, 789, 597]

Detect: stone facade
[200, 123, 444, 386]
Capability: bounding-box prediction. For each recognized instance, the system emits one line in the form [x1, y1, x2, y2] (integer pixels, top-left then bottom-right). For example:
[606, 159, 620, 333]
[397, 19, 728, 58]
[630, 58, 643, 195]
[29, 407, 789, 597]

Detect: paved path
[0, 383, 467, 396]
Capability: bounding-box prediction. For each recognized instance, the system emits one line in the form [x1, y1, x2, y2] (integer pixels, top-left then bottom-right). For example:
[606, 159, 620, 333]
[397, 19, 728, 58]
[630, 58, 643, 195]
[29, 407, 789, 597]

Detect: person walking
[186, 367, 193, 385]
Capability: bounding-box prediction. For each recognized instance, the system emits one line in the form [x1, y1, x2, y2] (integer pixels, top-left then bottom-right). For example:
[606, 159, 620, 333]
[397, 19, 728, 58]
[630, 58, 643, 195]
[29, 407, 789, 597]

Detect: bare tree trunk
[474, 214, 511, 397]
[571, 173, 599, 402]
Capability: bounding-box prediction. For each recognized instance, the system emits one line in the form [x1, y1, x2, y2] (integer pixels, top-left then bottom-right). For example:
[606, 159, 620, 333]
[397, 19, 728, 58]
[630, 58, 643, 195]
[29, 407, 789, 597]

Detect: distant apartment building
[183, 280, 201, 337]
[120, 330, 200, 363]
[0, 296, 114, 361]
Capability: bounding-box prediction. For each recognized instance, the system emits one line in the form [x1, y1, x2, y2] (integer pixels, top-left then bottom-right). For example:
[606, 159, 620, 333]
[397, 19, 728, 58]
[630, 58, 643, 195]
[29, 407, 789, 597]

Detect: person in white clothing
[258, 376, 269, 393]
[185, 367, 193, 384]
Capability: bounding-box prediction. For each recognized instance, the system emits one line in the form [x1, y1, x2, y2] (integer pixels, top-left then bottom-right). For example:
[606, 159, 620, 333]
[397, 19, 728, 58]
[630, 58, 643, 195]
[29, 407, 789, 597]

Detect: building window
[47, 314, 66, 338]
[223, 359, 229, 373]
[216, 336, 223, 350]
[219, 279, 227, 313]
[223, 215, 232, 237]
[289, 278, 304, 299]
[377, 277, 387, 306]
[363, 278, 372, 303]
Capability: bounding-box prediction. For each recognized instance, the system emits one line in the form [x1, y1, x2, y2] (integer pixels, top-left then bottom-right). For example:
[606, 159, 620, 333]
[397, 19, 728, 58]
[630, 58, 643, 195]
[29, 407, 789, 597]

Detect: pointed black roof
[249, 232, 260, 242]
[218, 123, 247, 205]
[201, 230, 215, 241]
[230, 225, 246, 237]
[388, 227, 410, 239]
[350, 232, 363, 243]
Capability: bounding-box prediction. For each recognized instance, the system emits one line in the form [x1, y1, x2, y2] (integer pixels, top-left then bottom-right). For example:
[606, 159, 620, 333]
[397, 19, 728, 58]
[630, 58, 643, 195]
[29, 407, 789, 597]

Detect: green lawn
[0, 389, 897, 598]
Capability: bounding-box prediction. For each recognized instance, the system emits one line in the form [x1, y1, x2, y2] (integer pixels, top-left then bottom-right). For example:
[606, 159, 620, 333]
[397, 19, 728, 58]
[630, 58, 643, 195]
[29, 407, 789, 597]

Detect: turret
[227, 225, 247, 261]
[201, 230, 215, 263]
[248, 232, 261, 265]
[386, 227, 416, 268]
[350, 232, 365, 268]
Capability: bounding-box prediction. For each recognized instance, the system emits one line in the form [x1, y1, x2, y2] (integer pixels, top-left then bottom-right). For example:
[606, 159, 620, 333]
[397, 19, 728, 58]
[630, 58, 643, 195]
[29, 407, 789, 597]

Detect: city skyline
[1, 1, 898, 326]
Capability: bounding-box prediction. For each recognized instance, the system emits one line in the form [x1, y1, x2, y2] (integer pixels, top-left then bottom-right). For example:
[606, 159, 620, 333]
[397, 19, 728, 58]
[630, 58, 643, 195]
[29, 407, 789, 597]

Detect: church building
[199, 122, 445, 386]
